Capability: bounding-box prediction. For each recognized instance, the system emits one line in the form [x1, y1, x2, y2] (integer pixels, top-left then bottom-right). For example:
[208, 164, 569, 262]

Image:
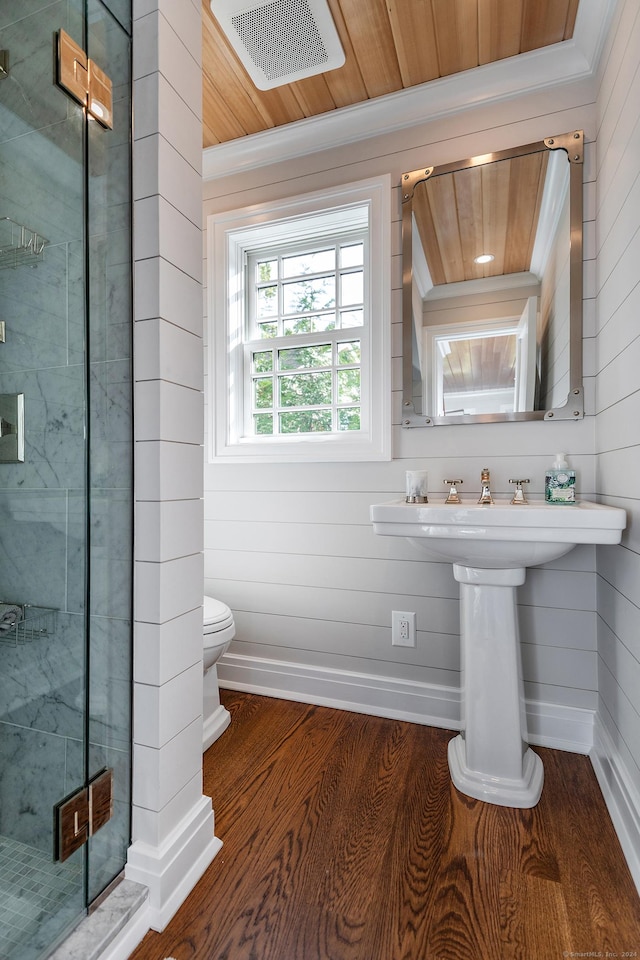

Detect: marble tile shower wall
[0, 0, 132, 860]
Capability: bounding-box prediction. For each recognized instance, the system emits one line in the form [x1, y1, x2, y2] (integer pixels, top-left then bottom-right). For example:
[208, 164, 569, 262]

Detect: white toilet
[202, 595, 235, 751]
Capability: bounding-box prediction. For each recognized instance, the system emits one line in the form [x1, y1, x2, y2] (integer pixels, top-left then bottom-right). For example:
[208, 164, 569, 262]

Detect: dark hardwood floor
[130, 690, 640, 960]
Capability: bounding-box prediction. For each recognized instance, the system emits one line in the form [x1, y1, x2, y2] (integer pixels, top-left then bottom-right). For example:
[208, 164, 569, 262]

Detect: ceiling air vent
[210, 0, 345, 90]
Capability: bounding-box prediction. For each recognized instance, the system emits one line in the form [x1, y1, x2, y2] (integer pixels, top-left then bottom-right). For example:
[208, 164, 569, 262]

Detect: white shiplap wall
[591, 0, 640, 887]
[203, 90, 601, 750]
[125, 0, 221, 937]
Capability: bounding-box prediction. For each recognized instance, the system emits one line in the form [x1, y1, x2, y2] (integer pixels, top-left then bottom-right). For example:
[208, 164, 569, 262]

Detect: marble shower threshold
[48, 878, 148, 960]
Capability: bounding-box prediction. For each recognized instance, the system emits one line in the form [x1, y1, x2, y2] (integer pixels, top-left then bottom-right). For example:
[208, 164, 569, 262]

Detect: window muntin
[245, 235, 365, 438]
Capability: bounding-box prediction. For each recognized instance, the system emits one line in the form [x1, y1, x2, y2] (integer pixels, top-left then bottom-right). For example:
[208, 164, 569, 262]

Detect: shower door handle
[53, 769, 114, 862]
[56, 29, 113, 129]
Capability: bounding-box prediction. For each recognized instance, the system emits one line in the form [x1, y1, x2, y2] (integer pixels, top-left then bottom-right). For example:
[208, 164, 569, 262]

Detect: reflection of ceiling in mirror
[414, 152, 550, 286]
[442, 334, 516, 394]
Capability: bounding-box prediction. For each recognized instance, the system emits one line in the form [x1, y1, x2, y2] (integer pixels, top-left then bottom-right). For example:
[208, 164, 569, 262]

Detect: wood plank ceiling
[202, 0, 580, 149]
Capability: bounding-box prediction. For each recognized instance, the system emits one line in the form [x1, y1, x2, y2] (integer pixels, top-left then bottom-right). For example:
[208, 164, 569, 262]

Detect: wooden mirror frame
[401, 131, 584, 427]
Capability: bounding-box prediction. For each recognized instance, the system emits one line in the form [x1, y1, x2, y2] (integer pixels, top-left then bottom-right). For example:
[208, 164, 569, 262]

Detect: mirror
[401, 131, 584, 426]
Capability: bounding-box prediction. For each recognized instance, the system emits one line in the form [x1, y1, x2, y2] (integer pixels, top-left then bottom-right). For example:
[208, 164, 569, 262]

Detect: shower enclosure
[0, 2, 133, 956]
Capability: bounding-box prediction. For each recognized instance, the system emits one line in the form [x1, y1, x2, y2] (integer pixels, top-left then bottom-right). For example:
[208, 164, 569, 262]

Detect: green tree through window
[246, 237, 364, 437]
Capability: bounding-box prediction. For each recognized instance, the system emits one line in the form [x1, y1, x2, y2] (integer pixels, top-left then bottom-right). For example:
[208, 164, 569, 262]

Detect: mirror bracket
[544, 130, 583, 164]
[401, 167, 434, 203]
[544, 387, 584, 421]
[401, 400, 435, 428]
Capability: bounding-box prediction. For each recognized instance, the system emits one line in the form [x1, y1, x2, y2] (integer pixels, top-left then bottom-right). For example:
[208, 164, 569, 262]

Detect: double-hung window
[247, 234, 365, 437]
[208, 177, 391, 462]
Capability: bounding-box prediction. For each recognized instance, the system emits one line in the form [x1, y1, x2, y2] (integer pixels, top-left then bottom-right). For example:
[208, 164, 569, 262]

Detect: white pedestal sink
[370, 499, 626, 808]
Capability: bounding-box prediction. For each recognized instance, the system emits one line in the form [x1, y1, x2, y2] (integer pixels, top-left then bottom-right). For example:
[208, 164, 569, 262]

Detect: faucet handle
[509, 478, 530, 504]
[443, 479, 463, 504]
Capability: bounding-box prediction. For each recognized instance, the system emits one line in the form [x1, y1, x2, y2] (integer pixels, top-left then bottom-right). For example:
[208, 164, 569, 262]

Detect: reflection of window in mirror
[425, 298, 538, 416]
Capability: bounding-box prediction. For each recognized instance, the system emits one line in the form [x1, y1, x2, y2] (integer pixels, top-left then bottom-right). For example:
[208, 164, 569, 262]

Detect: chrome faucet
[478, 467, 493, 504]
[444, 479, 463, 504]
[509, 478, 530, 504]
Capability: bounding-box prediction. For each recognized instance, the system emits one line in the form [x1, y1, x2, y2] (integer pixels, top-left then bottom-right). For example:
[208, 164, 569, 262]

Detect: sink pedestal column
[448, 563, 543, 808]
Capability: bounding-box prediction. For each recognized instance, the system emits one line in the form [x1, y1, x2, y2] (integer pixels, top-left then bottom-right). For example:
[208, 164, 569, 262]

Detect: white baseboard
[125, 795, 222, 932]
[219, 652, 461, 729]
[526, 699, 594, 754]
[218, 653, 595, 754]
[590, 715, 640, 895]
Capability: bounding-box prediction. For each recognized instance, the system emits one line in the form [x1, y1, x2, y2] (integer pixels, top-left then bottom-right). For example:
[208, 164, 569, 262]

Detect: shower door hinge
[54, 768, 114, 862]
[56, 29, 113, 129]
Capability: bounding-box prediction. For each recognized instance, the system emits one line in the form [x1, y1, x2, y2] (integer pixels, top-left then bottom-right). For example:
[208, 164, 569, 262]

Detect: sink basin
[370, 499, 627, 568]
[370, 497, 626, 808]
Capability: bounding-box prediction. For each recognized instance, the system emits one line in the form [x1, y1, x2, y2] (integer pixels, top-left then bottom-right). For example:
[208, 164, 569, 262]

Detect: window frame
[207, 177, 391, 463]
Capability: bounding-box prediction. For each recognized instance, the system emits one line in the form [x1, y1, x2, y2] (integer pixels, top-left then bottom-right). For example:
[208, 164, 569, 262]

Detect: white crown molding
[423, 271, 540, 302]
[202, 0, 616, 181]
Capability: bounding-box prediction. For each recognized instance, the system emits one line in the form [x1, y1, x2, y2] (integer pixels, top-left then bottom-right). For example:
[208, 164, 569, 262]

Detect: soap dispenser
[545, 453, 576, 504]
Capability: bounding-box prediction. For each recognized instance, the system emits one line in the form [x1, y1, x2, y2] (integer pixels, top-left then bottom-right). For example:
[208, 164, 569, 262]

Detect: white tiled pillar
[126, 0, 221, 930]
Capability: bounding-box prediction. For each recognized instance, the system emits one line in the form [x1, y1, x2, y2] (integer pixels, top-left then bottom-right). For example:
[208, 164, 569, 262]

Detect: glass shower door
[0, 1, 132, 956]
[85, 0, 133, 907]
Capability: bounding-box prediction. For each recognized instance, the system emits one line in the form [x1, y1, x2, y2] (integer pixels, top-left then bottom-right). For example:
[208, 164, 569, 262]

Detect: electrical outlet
[392, 610, 416, 647]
